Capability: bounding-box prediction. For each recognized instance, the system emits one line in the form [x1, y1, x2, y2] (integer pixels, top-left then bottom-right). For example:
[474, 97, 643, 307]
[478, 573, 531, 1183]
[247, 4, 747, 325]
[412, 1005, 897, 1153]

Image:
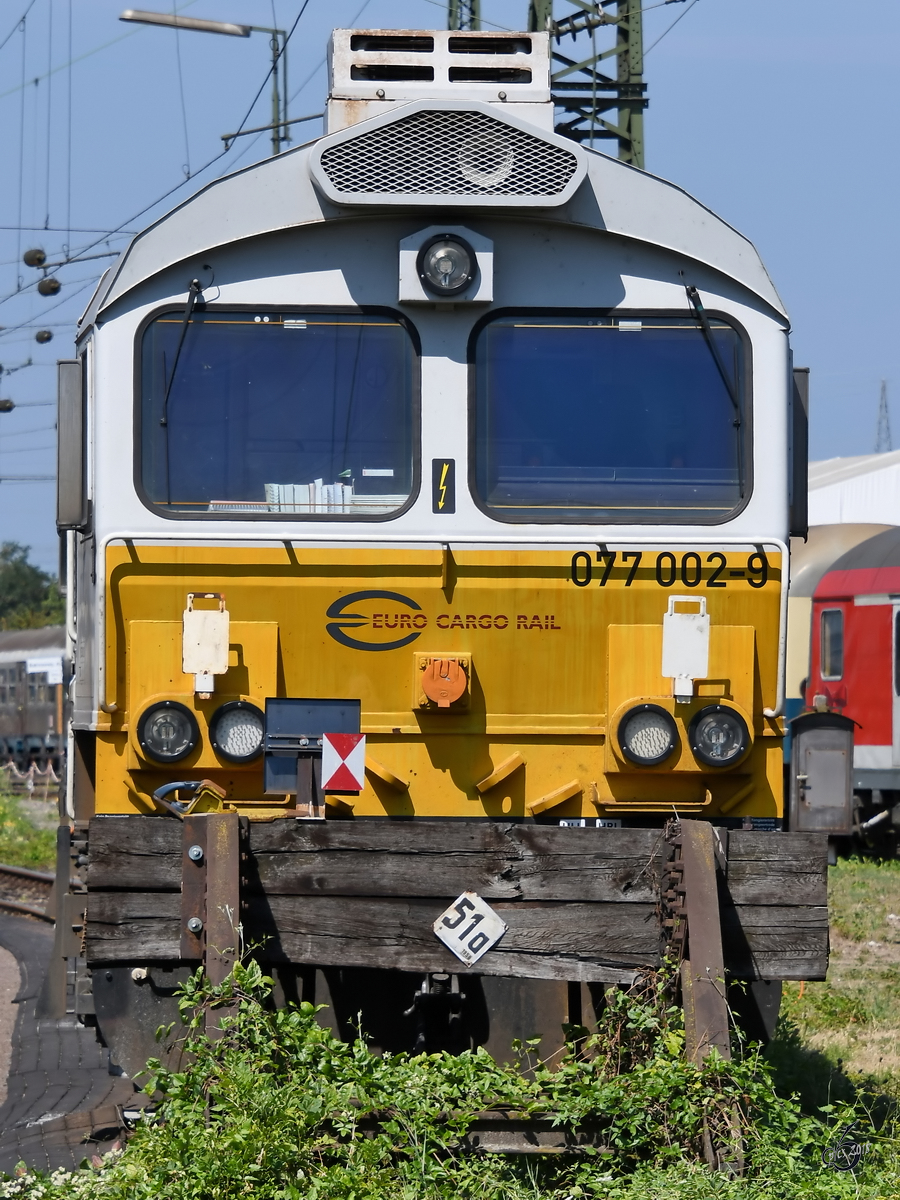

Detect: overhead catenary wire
[65, 0, 71, 249]
[0, 0, 37, 56]
[223, 0, 373, 173]
[0, 271, 113, 317]
[68, 0, 315, 267]
[0, 426, 56, 440]
[15, 14, 27, 289]
[0, 224, 136, 234]
[44, 0, 53, 230]
[0, 277, 96, 339]
[0, 0, 203, 103]
[172, 0, 191, 177]
[645, 0, 700, 54]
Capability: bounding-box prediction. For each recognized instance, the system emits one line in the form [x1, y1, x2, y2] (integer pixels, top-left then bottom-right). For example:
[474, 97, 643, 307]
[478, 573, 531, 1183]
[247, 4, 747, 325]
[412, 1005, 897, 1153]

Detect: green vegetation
[0, 787, 55, 870]
[0, 542, 64, 631]
[2, 954, 897, 1199]
[775, 856, 900, 1096]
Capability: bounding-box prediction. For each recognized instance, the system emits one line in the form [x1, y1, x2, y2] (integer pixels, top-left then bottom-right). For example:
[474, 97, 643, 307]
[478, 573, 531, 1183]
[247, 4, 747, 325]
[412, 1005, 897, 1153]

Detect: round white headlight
[618, 704, 678, 766]
[138, 701, 199, 764]
[417, 235, 476, 297]
[689, 706, 749, 767]
[210, 701, 264, 764]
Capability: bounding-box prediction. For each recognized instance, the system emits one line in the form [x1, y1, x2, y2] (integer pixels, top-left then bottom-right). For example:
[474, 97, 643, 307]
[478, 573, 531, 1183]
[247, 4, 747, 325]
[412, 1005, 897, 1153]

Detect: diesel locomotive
[48, 29, 823, 1074]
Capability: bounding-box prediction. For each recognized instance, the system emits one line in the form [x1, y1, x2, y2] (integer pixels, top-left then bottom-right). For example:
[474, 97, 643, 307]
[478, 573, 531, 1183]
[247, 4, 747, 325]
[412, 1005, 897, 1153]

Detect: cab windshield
[473, 314, 745, 523]
[140, 310, 416, 517]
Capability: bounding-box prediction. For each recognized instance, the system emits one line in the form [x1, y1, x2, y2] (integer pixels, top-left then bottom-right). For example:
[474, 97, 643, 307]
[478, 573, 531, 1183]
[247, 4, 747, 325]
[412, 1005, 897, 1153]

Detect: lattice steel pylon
[875, 380, 892, 453]
[528, 0, 645, 167]
[448, 0, 481, 31]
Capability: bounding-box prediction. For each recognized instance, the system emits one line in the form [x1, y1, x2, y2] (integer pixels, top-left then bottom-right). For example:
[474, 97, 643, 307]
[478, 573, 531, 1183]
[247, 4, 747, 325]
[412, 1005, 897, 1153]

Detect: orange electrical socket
[413, 653, 471, 711]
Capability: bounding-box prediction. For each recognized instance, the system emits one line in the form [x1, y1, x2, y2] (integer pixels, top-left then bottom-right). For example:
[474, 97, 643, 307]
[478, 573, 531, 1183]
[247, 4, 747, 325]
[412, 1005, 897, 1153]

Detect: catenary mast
[448, 1, 646, 168]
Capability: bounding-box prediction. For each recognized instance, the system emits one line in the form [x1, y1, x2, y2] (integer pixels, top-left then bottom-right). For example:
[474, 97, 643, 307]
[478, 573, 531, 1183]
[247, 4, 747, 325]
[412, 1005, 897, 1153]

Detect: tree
[0, 542, 65, 630]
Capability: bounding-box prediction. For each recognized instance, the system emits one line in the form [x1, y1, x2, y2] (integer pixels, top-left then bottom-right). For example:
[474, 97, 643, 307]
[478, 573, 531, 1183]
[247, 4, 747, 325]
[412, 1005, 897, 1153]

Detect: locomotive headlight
[618, 704, 678, 766]
[138, 701, 199, 763]
[417, 235, 476, 297]
[689, 705, 749, 767]
[210, 701, 264, 764]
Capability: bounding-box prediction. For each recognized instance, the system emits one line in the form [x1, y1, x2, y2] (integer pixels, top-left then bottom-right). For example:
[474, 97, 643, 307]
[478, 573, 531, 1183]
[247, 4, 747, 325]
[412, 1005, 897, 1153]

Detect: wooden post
[678, 820, 742, 1174]
[679, 820, 730, 1064]
[178, 811, 240, 1034]
[205, 811, 241, 986]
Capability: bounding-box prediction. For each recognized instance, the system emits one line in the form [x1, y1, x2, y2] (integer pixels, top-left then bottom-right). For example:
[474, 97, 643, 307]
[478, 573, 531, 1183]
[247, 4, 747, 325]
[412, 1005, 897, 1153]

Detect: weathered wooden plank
[86, 890, 658, 977]
[87, 818, 665, 897]
[248, 850, 659, 902]
[87, 816, 182, 890]
[249, 896, 659, 972]
[86, 891, 181, 960]
[721, 905, 829, 981]
[724, 832, 828, 907]
[248, 821, 661, 902]
[87, 885, 829, 982]
[512, 826, 664, 900]
[248, 821, 660, 859]
[726, 831, 829, 867]
[724, 868, 827, 908]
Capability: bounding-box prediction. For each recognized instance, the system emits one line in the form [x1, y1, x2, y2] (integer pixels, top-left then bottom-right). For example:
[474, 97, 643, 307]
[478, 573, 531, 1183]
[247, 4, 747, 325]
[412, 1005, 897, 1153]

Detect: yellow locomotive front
[99, 539, 783, 823]
[54, 30, 820, 1068]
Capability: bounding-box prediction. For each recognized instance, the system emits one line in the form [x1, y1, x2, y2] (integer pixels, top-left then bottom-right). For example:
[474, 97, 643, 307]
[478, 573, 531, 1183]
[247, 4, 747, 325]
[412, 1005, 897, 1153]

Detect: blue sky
[1, 0, 897, 571]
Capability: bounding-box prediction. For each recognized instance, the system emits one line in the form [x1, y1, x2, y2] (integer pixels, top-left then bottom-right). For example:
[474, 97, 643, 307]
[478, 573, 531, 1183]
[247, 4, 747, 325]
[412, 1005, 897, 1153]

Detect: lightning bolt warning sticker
[432, 458, 456, 514]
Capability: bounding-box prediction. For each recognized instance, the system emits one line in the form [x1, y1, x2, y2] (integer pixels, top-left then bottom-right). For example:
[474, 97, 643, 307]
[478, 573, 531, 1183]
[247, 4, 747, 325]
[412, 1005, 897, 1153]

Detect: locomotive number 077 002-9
[569, 550, 770, 589]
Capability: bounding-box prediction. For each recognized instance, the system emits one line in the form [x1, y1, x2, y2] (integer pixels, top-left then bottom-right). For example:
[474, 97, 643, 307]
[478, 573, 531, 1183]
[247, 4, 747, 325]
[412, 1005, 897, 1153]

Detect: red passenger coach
[808, 528, 900, 839]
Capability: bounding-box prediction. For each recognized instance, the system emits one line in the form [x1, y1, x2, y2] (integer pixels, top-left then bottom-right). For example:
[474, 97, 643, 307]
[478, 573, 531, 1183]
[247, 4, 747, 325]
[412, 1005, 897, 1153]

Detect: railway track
[0, 862, 54, 922]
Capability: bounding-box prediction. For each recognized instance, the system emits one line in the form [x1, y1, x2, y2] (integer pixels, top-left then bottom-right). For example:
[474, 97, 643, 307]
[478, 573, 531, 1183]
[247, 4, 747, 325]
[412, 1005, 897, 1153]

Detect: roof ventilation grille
[326, 29, 553, 133]
[315, 106, 580, 204]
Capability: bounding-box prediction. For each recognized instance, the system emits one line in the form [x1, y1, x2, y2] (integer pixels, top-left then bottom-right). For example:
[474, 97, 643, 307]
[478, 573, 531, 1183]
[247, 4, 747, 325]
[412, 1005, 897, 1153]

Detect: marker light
[137, 701, 199, 763]
[210, 700, 264, 763]
[618, 704, 678, 766]
[689, 705, 749, 767]
[417, 235, 476, 297]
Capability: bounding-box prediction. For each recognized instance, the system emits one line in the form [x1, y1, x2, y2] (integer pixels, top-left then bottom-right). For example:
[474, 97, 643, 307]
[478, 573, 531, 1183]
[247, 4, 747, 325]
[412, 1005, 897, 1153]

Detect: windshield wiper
[685, 283, 744, 497]
[159, 278, 202, 507]
[684, 284, 741, 418]
[160, 278, 202, 429]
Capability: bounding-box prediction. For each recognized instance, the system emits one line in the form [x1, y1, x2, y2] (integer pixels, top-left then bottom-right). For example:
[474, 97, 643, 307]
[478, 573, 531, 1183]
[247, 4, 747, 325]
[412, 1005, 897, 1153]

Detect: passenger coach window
[140, 311, 415, 517]
[820, 609, 843, 680]
[473, 315, 745, 522]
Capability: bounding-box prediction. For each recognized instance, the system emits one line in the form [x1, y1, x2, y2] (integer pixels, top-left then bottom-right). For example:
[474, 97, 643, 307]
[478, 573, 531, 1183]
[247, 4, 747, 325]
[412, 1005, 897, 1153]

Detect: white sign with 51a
[433, 891, 508, 966]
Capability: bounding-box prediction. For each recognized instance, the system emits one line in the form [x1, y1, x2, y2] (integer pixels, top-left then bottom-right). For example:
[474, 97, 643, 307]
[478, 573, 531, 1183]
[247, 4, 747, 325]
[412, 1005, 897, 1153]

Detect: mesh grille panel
[319, 108, 578, 197]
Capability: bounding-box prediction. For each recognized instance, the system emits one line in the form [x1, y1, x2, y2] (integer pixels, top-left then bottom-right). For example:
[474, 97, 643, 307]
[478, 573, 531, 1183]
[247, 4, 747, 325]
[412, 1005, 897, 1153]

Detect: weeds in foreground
[2, 959, 898, 1199]
[0, 787, 55, 870]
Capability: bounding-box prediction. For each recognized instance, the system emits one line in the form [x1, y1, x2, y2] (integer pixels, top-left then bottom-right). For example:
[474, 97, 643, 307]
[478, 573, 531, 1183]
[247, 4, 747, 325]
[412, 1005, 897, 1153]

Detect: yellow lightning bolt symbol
[438, 462, 449, 510]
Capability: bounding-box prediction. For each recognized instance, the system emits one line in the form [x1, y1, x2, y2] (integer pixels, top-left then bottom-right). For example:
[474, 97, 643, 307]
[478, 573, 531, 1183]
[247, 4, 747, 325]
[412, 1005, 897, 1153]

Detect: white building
[808, 450, 900, 526]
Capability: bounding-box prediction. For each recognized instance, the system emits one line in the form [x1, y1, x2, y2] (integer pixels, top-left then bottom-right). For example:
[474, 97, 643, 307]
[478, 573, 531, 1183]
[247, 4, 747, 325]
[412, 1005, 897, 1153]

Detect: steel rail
[0, 897, 53, 921]
[0, 862, 55, 884]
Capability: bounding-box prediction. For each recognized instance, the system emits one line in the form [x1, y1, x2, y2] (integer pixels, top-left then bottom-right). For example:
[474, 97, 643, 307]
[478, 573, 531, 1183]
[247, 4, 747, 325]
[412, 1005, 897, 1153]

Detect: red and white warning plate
[321, 732, 366, 793]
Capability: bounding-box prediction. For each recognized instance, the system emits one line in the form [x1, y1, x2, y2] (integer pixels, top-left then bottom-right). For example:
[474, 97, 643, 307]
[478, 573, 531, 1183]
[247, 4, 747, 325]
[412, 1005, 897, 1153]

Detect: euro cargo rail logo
[326, 591, 425, 652]
[325, 591, 560, 651]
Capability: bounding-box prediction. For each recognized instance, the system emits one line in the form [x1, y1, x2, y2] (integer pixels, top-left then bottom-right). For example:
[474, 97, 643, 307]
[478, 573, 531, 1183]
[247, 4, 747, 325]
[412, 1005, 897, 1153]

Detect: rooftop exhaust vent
[326, 29, 553, 133]
[309, 99, 585, 208]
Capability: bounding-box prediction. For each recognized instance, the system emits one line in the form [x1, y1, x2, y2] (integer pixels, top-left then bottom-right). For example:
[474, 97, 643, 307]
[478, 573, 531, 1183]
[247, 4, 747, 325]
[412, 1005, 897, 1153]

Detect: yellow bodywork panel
[97, 543, 784, 820]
